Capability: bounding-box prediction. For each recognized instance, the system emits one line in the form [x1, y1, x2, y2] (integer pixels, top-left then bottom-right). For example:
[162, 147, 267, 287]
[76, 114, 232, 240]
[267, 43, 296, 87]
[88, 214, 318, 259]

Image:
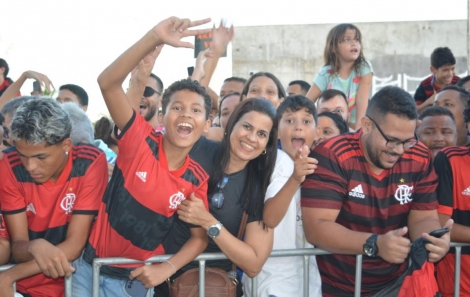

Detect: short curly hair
[465, 97, 470, 124]
[161, 79, 212, 120]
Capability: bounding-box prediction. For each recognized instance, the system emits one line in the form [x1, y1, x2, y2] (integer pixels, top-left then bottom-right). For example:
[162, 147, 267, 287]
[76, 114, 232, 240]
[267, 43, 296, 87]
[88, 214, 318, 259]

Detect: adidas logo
[26, 203, 36, 214]
[349, 184, 365, 198]
[462, 186, 470, 196]
[136, 171, 147, 183]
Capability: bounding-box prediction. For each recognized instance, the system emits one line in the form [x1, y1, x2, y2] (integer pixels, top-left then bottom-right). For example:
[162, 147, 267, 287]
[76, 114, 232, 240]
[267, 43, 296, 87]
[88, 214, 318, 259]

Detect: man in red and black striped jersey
[415, 47, 459, 113]
[302, 86, 452, 297]
[435, 100, 470, 297]
[72, 17, 213, 297]
[0, 98, 108, 297]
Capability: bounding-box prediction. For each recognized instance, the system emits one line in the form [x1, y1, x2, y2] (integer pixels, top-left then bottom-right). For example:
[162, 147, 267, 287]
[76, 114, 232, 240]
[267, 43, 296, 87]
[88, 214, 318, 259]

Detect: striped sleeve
[434, 151, 454, 216]
[411, 151, 438, 210]
[301, 143, 348, 210]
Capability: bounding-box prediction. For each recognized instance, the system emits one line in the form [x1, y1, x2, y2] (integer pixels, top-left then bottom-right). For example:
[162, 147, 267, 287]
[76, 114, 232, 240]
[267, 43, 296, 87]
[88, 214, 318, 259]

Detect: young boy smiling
[72, 16, 214, 297]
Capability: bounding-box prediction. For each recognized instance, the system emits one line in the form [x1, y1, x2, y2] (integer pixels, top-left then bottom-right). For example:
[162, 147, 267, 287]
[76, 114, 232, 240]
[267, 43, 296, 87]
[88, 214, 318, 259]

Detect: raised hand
[191, 48, 214, 82]
[422, 219, 453, 263]
[292, 145, 318, 183]
[130, 46, 164, 88]
[377, 227, 411, 264]
[178, 193, 213, 228]
[29, 239, 74, 278]
[23, 71, 55, 94]
[152, 17, 211, 49]
[211, 20, 235, 56]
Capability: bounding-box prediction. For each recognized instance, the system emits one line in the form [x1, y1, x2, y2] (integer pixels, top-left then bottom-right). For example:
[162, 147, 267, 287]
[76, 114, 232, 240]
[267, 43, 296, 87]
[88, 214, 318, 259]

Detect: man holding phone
[301, 86, 453, 297]
[434, 99, 470, 297]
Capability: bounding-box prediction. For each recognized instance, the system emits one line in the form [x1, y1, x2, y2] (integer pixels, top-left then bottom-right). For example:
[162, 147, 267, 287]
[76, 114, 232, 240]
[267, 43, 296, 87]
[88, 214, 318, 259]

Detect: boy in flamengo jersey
[0, 98, 108, 297]
[72, 17, 213, 297]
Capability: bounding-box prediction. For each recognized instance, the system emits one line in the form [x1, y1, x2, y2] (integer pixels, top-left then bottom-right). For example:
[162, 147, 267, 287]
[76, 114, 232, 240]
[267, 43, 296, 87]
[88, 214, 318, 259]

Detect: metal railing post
[303, 255, 310, 297]
[92, 259, 101, 297]
[65, 275, 72, 297]
[199, 260, 206, 296]
[354, 255, 363, 297]
[251, 275, 258, 297]
[454, 246, 462, 297]
[13, 281, 16, 293]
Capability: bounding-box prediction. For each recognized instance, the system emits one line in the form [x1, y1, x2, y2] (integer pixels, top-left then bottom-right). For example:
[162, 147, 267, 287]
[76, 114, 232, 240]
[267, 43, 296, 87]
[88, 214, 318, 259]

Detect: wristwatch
[363, 234, 379, 257]
[207, 221, 223, 239]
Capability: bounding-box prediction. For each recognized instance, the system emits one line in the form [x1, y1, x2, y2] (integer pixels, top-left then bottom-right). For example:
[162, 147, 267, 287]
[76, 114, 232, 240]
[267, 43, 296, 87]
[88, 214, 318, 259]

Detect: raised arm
[0, 71, 54, 109]
[354, 72, 372, 130]
[97, 17, 211, 130]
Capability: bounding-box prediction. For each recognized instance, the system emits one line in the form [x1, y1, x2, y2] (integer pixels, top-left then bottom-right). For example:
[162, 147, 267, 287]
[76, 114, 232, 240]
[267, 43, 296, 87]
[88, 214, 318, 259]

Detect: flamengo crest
[61, 193, 76, 215]
[394, 185, 413, 205]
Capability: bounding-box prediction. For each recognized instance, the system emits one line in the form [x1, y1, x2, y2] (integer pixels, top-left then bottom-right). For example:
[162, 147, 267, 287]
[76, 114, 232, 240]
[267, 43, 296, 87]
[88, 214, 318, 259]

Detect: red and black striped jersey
[0, 144, 107, 297]
[435, 146, 470, 297]
[301, 130, 438, 297]
[414, 75, 460, 105]
[84, 112, 209, 279]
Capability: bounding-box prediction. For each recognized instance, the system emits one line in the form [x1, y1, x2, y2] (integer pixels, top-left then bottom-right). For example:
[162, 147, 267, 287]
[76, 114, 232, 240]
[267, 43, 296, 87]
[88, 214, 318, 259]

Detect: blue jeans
[72, 255, 154, 297]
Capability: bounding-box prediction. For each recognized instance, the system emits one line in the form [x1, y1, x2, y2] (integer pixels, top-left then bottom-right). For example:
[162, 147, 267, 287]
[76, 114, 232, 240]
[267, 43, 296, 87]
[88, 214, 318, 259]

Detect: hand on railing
[129, 263, 172, 288]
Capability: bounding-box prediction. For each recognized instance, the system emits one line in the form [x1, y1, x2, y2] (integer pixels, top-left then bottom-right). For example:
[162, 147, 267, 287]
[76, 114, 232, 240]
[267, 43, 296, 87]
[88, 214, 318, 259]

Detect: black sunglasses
[143, 86, 161, 97]
[211, 176, 229, 209]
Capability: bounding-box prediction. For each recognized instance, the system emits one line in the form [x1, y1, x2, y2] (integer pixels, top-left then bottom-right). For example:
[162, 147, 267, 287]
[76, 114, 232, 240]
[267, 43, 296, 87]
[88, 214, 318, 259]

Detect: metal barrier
[0, 242, 469, 297]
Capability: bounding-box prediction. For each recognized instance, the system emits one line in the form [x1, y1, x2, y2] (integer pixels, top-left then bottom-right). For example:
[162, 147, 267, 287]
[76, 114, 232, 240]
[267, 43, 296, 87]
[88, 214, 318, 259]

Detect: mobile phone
[187, 66, 194, 77]
[33, 81, 42, 93]
[124, 280, 148, 297]
[428, 227, 449, 238]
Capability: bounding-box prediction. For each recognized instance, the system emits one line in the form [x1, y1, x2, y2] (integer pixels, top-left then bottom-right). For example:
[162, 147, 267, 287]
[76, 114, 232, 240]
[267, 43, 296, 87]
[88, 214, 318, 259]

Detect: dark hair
[241, 72, 286, 101]
[276, 95, 318, 124]
[210, 98, 278, 220]
[438, 85, 470, 106]
[59, 84, 89, 107]
[150, 73, 164, 93]
[218, 92, 241, 118]
[318, 111, 349, 134]
[288, 80, 311, 94]
[161, 79, 212, 119]
[0, 59, 13, 83]
[94, 116, 117, 147]
[224, 76, 247, 85]
[431, 47, 456, 69]
[465, 97, 470, 124]
[324, 24, 367, 77]
[0, 112, 4, 126]
[418, 106, 456, 122]
[1, 96, 34, 118]
[319, 89, 348, 105]
[456, 75, 470, 89]
[366, 86, 418, 122]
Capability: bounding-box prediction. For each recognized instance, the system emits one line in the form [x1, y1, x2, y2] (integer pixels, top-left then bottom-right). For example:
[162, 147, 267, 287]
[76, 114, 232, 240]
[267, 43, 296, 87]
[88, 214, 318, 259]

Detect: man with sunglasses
[301, 86, 452, 297]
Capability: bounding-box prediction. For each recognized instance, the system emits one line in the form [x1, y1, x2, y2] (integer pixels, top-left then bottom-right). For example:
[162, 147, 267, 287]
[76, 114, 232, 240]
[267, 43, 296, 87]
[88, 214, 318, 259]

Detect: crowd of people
[0, 15, 469, 297]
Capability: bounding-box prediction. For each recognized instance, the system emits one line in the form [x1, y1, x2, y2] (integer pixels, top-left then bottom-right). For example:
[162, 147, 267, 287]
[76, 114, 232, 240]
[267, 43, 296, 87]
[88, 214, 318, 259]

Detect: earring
[65, 151, 69, 156]
[261, 149, 266, 155]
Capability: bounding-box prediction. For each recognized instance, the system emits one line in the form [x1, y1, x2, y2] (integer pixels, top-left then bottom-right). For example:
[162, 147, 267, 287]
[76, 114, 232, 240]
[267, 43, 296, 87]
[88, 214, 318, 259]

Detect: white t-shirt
[242, 150, 321, 297]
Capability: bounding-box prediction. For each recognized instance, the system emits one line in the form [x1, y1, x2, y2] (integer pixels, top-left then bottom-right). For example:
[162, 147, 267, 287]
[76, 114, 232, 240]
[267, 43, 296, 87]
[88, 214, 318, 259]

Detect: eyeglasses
[366, 116, 418, 149]
[341, 38, 360, 44]
[211, 176, 228, 209]
[143, 86, 161, 97]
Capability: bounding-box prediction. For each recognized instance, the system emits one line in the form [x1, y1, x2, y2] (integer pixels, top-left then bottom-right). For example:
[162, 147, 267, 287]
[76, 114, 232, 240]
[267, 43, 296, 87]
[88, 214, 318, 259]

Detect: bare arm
[416, 94, 436, 113]
[439, 213, 468, 242]
[305, 84, 321, 102]
[130, 227, 208, 288]
[354, 72, 372, 130]
[0, 71, 54, 110]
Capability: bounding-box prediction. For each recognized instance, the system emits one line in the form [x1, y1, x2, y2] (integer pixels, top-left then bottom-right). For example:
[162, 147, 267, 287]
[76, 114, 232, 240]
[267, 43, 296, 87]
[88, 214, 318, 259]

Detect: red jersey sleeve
[72, 153, 108, 215]
[0, 158, 27, 214]
[116, 111, 153, 159]
[301, 143, 348, 210]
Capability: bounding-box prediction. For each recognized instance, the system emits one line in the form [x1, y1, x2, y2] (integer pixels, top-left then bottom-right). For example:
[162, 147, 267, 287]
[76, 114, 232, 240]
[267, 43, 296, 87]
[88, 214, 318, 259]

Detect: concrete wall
[232, 20, 468, 93]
